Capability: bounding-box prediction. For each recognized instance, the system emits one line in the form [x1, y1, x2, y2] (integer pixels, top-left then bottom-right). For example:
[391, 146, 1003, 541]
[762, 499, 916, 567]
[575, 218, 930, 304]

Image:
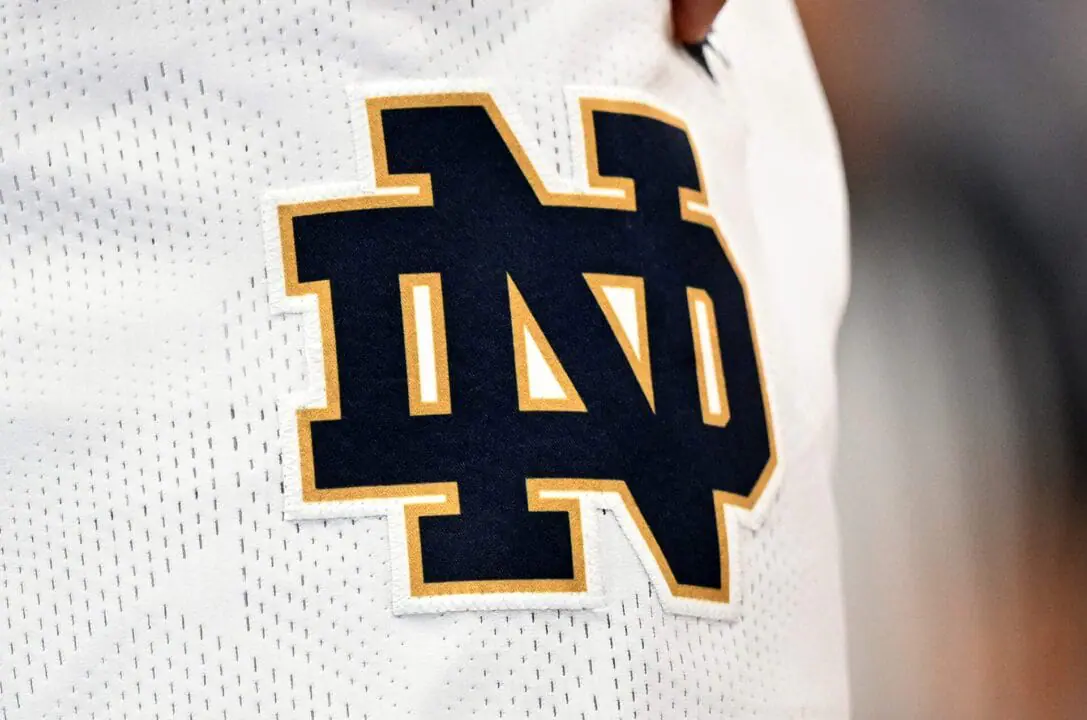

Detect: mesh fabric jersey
[0, 0, 850, 717]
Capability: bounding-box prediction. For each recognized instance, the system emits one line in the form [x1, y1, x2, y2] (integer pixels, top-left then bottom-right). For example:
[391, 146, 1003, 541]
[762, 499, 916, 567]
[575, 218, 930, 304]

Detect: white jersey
[0, 0, 850, 717]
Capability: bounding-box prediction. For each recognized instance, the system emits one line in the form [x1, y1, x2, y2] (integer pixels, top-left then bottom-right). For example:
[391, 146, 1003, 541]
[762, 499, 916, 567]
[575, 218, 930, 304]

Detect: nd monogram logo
[268, 88, 777, 617]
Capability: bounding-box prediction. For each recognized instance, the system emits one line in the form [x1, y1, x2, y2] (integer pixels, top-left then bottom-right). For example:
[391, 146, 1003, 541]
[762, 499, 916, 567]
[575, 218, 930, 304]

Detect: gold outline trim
[399, 273, 452, 416]
[687, 287, 731, 427]
[404, 479, 586, 595]
[508, 274, 587, 413]
[584, 273, 655, 412]
[277, 92, 778, 605]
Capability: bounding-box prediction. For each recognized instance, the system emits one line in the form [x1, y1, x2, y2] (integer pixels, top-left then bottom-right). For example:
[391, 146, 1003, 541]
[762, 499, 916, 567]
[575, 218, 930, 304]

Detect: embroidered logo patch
[266, 86, 777, 617]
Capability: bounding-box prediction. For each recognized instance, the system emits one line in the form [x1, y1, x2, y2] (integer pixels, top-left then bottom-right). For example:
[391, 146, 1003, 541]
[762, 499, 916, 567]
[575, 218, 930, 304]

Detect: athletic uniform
[0, 0, 850, 716]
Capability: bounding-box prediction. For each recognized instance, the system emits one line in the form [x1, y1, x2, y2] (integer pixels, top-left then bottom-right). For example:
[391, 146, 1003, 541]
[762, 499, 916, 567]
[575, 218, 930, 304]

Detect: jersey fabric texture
[0, 0, 850, 718]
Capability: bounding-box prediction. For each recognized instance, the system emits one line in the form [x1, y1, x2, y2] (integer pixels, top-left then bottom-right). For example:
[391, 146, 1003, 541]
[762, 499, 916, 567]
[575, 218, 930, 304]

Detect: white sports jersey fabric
[0, 0, 849, 717]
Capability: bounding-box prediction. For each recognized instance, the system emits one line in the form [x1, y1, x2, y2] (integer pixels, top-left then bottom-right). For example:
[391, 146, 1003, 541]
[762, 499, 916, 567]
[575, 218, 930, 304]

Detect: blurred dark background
[794, 1, 1087, 717]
